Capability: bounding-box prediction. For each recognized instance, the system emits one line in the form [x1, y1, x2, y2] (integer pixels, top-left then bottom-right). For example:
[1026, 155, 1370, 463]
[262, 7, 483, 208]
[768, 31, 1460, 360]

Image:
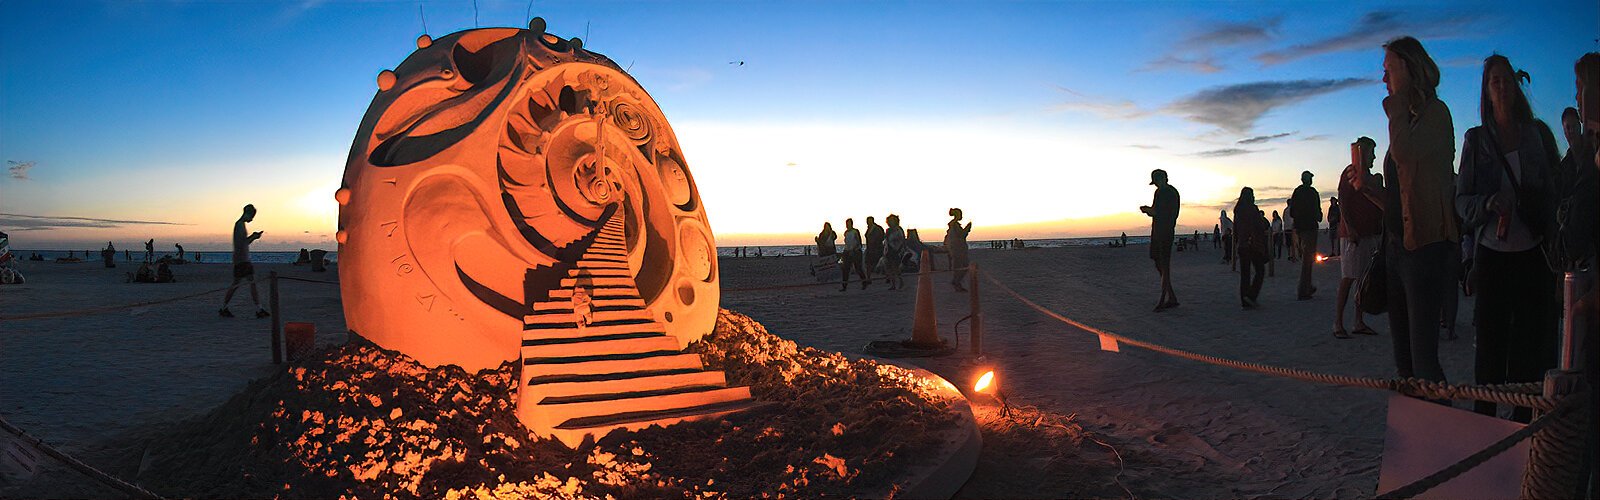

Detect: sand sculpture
[338, 20, 748, 446]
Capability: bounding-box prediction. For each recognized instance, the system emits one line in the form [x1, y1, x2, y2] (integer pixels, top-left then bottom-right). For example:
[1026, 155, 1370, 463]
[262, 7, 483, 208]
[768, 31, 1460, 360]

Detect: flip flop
[1352, 326, 1378, 336]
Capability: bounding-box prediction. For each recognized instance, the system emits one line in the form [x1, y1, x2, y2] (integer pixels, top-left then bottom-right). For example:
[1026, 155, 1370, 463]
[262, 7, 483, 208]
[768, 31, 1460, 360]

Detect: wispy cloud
[1142, 17, 1279, 74]
[1163, 78, 1371, 134]
[1126, 144, 1163, 150]
[1301, 134, 1331, 141]
[0, 213, 189, 231]
[1254, 11, 1483, 66]
[7, 160, 33, 180]
[1237, 132, 1296, 144]
[1190, 148, 1268, 158]
[1139, 55, 1224, 74]
[1049, 86, 1152, 120]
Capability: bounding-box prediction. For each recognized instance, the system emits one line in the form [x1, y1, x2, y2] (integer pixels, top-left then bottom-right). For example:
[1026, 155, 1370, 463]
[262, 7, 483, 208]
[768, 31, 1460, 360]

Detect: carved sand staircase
[518, 215, 754, 447]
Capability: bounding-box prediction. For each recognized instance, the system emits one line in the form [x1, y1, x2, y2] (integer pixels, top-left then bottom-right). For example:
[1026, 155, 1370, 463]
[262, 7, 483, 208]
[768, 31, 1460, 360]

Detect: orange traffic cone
[911, 250, 941, 346]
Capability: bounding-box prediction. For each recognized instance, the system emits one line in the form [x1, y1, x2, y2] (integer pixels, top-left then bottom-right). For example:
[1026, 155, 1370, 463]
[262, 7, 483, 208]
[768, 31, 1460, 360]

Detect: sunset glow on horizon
[2, 1, 1592, 250]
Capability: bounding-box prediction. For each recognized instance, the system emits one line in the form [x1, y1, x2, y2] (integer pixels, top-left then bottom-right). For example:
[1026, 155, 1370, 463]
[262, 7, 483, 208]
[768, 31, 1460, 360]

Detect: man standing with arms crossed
[220, 204, 269, 318]
[1141, 169, 1180, 311]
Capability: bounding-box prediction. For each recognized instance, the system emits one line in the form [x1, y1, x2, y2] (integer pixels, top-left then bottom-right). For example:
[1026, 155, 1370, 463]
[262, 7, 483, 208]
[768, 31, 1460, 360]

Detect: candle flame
[1315, 254, 1328, 263]
[974, 370, 995, 393]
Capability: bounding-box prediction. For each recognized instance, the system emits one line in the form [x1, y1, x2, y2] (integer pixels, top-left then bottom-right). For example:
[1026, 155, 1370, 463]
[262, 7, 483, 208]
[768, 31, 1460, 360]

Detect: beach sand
[0, 241, 1478, 498]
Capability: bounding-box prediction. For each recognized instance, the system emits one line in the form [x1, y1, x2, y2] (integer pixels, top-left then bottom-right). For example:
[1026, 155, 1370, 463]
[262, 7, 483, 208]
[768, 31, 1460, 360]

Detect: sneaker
[255, 309, 271, 318]
[218, 308, 234, 318]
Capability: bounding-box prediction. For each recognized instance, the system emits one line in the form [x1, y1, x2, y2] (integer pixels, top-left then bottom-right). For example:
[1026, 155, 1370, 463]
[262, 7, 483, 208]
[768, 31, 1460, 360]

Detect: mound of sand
[124, 309, 962, 499]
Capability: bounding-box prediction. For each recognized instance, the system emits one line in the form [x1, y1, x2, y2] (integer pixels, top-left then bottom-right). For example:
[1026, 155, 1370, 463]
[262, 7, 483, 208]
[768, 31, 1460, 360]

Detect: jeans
[1240, 256, 1265, 304]
[1471, 246, 1557, 421]
[1387, 240, 1456, 382]
[1298, 229, 1319, 297]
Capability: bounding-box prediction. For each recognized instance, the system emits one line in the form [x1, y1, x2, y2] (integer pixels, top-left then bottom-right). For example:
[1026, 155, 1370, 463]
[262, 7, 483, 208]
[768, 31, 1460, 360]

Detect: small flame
[974, 370, 995, 393]
[1315, 254, 1328, 263]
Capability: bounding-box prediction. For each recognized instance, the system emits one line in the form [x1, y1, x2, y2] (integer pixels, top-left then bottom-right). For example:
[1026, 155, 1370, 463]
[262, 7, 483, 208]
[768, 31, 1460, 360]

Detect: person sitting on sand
[1141, 169, 1180, 311]
[945, 208, 972, 291]
[571, 277, 593, 330]
[220, 204, 269, 318]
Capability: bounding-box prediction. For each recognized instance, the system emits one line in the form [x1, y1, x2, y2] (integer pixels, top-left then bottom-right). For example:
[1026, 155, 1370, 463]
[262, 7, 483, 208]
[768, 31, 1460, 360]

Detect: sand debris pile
[127, 309, 960, 498]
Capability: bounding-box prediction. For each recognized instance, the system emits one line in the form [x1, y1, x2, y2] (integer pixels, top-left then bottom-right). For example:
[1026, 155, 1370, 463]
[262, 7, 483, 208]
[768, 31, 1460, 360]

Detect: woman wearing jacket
[1455, 55, 1562, 422]
[1349, 36, 1458, 383]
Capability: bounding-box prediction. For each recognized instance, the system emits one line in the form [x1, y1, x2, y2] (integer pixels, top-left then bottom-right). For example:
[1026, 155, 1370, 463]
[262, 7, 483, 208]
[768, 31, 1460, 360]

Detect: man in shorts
[1335, 138, 1382, 338]
[1141, 169, 1180, 311]
[220, 204, 268, 318]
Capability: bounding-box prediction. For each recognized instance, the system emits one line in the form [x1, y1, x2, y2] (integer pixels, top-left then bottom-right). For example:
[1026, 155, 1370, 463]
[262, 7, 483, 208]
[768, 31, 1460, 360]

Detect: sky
[0, 0, 1595, 250]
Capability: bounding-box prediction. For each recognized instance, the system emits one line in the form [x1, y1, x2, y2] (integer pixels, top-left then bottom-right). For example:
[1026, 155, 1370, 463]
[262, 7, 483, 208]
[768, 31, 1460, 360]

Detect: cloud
[7, 160, 32, 180]
[1163, 78, 1371, 133]
[1142, 17, 1279, 74]
[1126, 144, 1163, 150]
[1183, 17, 1280, 48]
[1048, 86, 1152, 120]
[1139, 55, 1224, 74]
[1301, 134, 1331, 141]
[1237, 132, 1296, 144]
[0, 213, 189, 231]
[1190, 148, 1267, 158]
[1254, 11, 1481, 66]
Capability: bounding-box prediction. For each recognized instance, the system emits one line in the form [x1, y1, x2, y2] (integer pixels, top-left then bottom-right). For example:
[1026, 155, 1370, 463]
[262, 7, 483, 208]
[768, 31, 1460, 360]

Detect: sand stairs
[517, 216, 755, 447]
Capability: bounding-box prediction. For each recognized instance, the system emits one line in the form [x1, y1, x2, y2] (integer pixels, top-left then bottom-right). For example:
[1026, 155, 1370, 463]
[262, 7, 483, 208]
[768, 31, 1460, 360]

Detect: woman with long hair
[1233, 187, 1270, 309]
[1454, 54, 1562, 421]
[1349, 36, 1458, 383]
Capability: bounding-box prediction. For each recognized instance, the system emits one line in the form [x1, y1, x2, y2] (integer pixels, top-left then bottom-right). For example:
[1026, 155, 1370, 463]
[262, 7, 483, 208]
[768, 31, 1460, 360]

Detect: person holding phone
[220, 204, 269, 318]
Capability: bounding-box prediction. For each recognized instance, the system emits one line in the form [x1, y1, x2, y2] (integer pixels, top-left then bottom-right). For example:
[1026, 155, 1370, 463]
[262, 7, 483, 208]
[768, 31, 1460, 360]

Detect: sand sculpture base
[115, 311, 976, 498]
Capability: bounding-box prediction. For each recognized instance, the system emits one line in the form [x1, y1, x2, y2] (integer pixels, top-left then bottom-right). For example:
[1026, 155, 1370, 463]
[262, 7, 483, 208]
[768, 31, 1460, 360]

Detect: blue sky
[1, 0, 1595, 249]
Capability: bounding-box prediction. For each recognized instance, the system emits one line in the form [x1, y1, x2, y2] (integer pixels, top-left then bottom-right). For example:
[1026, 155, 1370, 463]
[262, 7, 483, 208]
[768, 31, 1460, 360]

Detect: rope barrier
[723, 267, 966, 293]
[1377, 395, 1579, 499]
[979, 270, 1558, 410]
[0, 416, 164, 499]
[275, 276, 339, 286]
[0, 286, 230, 321]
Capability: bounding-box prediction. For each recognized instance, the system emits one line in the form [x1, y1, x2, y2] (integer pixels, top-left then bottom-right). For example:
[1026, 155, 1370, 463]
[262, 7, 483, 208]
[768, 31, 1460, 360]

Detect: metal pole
[970, 263, 982, 356]
[1560, 271, 1577, 371]
[269, 271, 282, 364]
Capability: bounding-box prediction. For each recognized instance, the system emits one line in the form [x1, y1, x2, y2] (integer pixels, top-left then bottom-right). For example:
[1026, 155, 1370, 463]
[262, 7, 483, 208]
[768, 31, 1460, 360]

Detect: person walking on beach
[1141, 169, 1180, 311]
[175, 243, 185, 262]
[1234, 187, 1270, 308]
[1290, 170, 1323, 300]
[1212, 224, 1221, 249]
[840, 218, 868, 291]
[1456, 54, 1561, 422]
[220, 204, 268, 318]
[883, 214, 907, 290]
[1361, 36, 1457, 383]
[1218, 210, 1233, 264]
[865, 216, 885, 282]
[1271, 211, 1284, 260]
[1337, 138, 1384, 338]
[946, 208, 972, 291]
[144, 238, 154, 264]
[1327, 197, 1342, 257]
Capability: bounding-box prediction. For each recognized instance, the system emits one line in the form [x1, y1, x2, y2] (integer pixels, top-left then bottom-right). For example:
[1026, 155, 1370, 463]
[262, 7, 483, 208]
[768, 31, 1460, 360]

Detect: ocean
[14, 235, 1176, 264]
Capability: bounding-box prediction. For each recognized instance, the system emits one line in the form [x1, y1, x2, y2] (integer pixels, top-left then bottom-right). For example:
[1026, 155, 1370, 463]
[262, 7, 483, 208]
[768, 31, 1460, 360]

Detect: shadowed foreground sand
[0, 242, 1476, 498]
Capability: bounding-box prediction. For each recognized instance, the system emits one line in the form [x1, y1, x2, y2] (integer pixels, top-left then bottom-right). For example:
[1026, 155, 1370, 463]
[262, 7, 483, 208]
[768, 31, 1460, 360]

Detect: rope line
[0, 416, 164, 499]
[0, 286, 229, 321]
[723, 267, 967, 293]
[1378, 395, 1578, 499]
[275, 276, 339, 286]
[980, 270, 1557, 410]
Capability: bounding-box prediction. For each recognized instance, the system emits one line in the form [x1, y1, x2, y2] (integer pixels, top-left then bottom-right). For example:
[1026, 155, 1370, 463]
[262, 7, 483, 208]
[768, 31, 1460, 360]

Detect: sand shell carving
[337, 21, 718, 372]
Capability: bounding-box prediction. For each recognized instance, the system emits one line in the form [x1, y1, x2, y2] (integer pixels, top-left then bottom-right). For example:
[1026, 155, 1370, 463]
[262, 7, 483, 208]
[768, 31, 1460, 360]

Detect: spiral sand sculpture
[337, 19, 749, 446]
